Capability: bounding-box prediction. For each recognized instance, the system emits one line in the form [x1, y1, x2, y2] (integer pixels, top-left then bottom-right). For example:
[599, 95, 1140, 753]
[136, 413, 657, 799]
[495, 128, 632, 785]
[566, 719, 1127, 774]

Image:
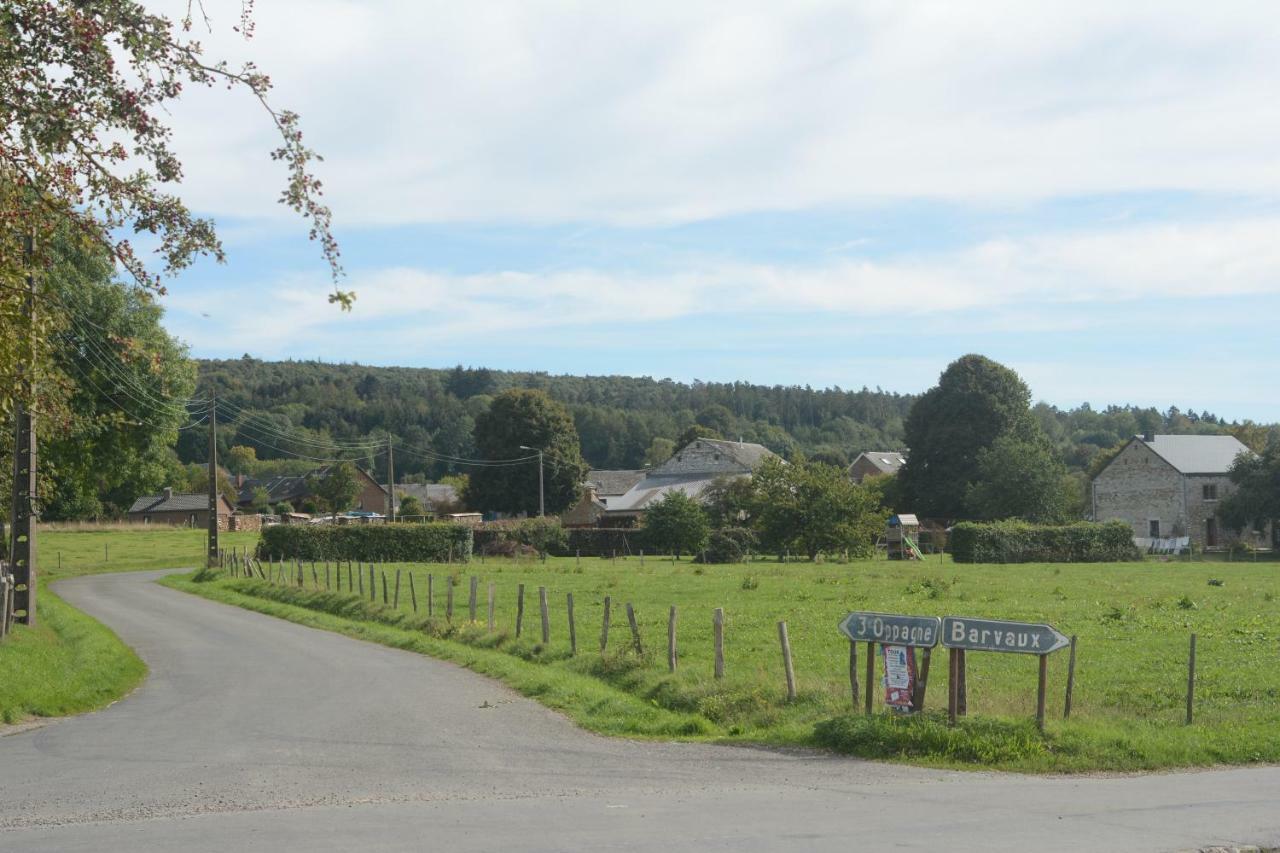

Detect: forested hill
[180, 357, 1263, 481]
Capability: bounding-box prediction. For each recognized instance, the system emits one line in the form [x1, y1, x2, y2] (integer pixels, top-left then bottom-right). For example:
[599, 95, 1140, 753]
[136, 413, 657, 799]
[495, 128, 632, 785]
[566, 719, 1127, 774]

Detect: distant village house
[847, 451, 906, 484]
[128, 488, 235, 529]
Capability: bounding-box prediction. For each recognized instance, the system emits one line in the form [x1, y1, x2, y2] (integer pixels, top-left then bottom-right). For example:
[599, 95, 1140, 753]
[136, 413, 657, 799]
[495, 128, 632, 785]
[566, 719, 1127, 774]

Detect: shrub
[473, 517, 569, 556]
[257, 522, 473, 562]
[696, 527, 758, 564]
[949, 520, 1141, 564]
[642, 492, 710, 557]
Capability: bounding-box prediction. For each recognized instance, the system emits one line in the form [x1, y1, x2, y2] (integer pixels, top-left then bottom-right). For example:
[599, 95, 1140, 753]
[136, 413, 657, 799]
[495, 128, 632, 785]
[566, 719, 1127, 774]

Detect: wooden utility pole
[10, 233, 38, 624]
[386, 436, 395, 522]
[206, 398, 219, 568]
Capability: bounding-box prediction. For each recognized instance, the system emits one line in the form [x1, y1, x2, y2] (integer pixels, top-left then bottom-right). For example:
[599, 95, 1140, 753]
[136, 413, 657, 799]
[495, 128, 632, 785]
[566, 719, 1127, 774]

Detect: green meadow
[174, 545, 1280, 772]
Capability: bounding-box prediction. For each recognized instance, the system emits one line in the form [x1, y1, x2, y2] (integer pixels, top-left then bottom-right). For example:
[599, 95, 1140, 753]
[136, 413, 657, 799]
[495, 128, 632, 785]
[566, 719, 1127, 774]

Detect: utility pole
[206, 398, 219, 568]
[9, 233, 37, 625]
[386, 435, 395, 522]
[520, 445, 545, 517]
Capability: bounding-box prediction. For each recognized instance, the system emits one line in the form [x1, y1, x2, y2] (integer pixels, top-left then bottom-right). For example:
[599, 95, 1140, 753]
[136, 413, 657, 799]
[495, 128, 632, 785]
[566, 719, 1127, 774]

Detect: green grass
[173, 552, 1280, 772]
[0, 590, 147, 724]
[1, 526, 255, 726]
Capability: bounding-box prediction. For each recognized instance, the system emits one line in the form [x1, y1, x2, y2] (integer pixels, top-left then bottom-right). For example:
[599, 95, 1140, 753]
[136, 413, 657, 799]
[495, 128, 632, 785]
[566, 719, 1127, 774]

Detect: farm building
[393, 483, 461, 517]
[236, 466, 390, 514]
[848, 451, 907, 484]
[128, 488, 236, 529]
[1091, 433, 1273, 550]
[563, 469, 647, 528]
[598, 439, 778, 525]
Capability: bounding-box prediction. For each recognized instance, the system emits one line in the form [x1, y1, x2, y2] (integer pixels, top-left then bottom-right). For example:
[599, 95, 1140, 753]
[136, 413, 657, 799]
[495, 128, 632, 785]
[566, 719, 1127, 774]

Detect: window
[1149, 520, 1161, 538]
[1202, 484, 1219, 501]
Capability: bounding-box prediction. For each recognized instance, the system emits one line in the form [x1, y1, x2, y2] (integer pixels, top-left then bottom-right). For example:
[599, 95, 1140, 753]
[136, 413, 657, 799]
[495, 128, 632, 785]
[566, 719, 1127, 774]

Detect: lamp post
[519, 445, 545, 517]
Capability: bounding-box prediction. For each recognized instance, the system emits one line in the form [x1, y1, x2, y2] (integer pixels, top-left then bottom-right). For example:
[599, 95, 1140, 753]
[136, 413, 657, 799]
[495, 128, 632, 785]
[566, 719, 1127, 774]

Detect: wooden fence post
[312, 562, 318, 587]
[369, 564, 376, 602]
[567, 592, 577, 654]
[713, 607, 725, 679]
[469, 575, 478, 622]
[914, 647, 932, 712]
[626, 603, 642, 654]
[393, 570, 401, 609]
[539, 586, 550, 643]
[957, 649, 968, 717]
[667, 605, 678, 672]
[409, 572, 418, 613]
[357, 564, 364, 597]
[947, 649, 958, 726]
[865, 641, 875, 715]
[1186, 633, 1197, 725]
[778, 621, 796, 702]
[600, 595, 611, 654]
[1036, 653, 1048, 732]
[848, 640, 858, 707]
[488, 583, 496, 631]
[516, 584, 525, 637]
[427, 573, 435, 617]
[1064, 635, 1077, 720]
[381, 571, 388, 605]
[446, 577, 454, 622]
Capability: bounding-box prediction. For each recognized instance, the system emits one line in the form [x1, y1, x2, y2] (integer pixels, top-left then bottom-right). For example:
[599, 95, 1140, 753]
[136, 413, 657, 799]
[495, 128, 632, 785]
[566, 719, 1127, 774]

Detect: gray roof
[850, 451, 906, 475]
[605, 473, 744, 514]
[395, 483, 459, 507]
[697, 439, 774, 470]
[1142, 434, 1251, 474]
[129, 492, 224, 514]
[586, 470, 646, 497]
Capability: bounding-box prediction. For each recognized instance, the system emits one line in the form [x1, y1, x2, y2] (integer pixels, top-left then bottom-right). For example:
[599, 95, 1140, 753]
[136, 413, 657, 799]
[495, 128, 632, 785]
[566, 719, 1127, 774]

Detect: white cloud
[164, 215, 1280, 355]
[154, 1, 1280, 227]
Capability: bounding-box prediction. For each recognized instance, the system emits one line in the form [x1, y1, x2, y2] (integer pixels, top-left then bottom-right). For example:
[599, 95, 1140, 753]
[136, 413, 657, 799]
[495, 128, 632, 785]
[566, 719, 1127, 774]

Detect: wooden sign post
[838, 612, 941, 716]
[941, 616, 1070, 731]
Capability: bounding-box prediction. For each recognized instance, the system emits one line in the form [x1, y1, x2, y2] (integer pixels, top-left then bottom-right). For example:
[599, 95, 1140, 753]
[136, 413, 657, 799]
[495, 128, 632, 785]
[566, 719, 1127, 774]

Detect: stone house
[1091, 433, 1270, 549]
[563, 469, 647, 528]
[847, 451, 906, 484]
[128, 488, 236, 529]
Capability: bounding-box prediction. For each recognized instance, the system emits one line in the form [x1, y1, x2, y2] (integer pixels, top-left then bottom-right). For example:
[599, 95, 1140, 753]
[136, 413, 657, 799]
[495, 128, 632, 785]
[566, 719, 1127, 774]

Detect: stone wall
[651, 440, 751, 477]
[1092, 440, 1184, 540]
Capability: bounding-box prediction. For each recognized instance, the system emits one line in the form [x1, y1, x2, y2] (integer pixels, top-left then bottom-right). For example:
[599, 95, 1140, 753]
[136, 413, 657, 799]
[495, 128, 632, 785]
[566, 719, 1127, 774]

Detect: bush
[473, 517, 569, 556]
[949, 520, 1141, 564]
[642, 492, 710, 557]
[696, 527, 758, 564]
[257, 522, 473, 562]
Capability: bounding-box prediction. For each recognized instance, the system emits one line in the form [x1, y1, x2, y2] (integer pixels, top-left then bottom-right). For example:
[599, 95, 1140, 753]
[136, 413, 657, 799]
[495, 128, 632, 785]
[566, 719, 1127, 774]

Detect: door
[1206, 517, 1218, 548]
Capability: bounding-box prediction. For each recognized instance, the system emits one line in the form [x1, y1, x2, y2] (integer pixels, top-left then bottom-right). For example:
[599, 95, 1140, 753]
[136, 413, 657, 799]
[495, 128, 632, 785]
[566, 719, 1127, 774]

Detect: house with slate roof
[847, 451, 907, 484]
[236, 466, 389, 514]
[1091, 433, 1273, 549]
[128, 488, 236, 529]
[393, 483, 461, 517]
[599, 438, 778, 525]
[563, 469, 647, 528]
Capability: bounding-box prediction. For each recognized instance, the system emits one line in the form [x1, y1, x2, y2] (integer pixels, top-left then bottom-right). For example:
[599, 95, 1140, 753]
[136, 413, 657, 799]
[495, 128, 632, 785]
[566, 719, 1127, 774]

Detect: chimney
[236, 473, 245, 488]
[162, 487, 173, 501]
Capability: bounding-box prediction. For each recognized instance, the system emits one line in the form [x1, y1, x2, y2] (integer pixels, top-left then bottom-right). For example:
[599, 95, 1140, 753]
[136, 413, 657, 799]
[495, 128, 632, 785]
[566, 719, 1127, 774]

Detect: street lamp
[518, 445, 545, 517]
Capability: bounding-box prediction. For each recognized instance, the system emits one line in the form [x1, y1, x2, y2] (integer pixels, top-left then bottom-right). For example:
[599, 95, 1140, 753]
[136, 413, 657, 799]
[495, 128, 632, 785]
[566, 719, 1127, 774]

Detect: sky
[149, 1, 1280, 420]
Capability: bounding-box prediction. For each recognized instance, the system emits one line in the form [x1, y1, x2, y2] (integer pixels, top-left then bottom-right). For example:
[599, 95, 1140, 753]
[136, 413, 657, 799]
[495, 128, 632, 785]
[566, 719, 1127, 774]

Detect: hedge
[949, 520, 1141, 564]
[564, 528, 641, 558]
[257, 522, 473, 563]
[473, 518, 569, 556]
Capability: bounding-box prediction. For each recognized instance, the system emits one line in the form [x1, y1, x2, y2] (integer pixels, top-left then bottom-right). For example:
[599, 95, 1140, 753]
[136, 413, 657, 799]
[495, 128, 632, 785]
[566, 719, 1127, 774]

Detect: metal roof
[1141, 434, 1251, 474]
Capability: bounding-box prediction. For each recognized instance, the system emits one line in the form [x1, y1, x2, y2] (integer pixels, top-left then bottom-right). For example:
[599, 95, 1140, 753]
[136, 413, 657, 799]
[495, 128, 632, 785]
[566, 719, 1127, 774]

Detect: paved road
[1, 571, 1277, 852]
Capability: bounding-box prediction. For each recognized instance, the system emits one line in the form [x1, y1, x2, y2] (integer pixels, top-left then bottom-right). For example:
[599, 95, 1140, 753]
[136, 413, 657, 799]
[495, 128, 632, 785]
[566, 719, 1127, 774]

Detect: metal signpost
[839, 612, 940, 714]
[941, 616, 1069, 730]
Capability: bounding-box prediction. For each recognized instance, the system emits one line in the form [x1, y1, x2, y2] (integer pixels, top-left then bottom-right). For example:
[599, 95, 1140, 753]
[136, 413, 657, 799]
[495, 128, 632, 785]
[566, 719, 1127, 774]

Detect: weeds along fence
[212, 547, 1224, 735]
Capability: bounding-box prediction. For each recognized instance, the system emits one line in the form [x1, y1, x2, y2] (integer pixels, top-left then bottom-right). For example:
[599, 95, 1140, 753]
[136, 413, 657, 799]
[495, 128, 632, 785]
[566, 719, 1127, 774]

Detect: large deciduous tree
[964, 434, 1075, 523]
[468, 389, 587, 515]
[309, 462, 361, 514]
[898, 354, 1042, 518]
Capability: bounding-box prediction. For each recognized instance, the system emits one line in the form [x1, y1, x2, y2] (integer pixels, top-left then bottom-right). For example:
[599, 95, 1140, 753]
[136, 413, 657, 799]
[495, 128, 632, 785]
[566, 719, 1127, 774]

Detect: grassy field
[0, 526, 258, 725]
[172, 549, 1280, 772]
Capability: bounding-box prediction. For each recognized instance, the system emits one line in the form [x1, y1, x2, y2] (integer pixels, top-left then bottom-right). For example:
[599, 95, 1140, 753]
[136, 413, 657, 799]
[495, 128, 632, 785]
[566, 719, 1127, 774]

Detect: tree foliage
[0, 0, 344, 312]
[309, 462, 361, 514]
[642, 491, 710, 558]
[899, 355, 1042, 518]
[1218, 446, 1280, 534]
[749, 458, 886, 559]
[965, 434, 1074, 523]
[467, 389, 587, 515]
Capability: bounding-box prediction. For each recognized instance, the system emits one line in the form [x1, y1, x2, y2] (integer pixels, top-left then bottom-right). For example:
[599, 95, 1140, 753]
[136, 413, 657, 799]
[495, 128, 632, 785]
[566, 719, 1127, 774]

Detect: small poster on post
[881, 644, 916, 711]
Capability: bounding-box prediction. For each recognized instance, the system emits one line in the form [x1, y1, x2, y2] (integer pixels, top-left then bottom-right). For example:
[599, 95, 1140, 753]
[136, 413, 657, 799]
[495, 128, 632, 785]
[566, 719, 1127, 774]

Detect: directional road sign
[941, 616, 1069, 655]
[838, 612, 940, 648]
